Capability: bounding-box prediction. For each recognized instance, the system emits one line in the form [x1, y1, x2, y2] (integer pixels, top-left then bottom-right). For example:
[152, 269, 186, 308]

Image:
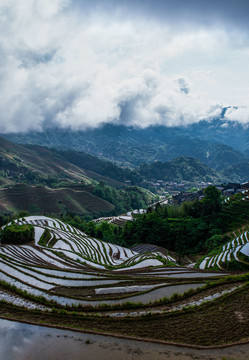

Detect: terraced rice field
[199, 228, 249, 270]
[0, 216, 229, 311]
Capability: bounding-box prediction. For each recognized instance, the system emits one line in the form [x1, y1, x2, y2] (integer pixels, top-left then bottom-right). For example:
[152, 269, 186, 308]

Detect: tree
[202, 185, 222, 218]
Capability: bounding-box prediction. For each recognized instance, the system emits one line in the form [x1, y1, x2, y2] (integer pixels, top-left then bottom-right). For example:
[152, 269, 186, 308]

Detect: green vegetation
[4, 123, 248, 179]
[0, 182, 154, 220]
[0, 223, 34, 244]
[63, 186, 249, 257]
[38, 228, 51, 247]
[139, 156, 223, 183]
[117, 187, 249, 254]
[225, 260, 249, 271]
[1, 185, 249, 261]
[92, 181, 154, 214]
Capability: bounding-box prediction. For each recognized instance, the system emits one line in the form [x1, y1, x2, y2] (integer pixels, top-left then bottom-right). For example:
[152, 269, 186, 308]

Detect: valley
[1, 127, 249, 350]
[1, 0, 249, 357]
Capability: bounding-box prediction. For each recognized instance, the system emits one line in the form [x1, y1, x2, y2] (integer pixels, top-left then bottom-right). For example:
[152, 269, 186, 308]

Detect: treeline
[63, 186, 249, 255]
[118, 188, 249, 254]
[0, 211, 28, 227]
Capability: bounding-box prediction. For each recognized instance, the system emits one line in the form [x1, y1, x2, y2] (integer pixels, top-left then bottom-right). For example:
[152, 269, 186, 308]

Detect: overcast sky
[0, 0, 249, 133]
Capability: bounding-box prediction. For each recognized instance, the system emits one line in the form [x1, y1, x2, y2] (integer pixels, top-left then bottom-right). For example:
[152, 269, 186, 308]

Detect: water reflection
[0, 320, 34, 360]
[0, 318, 249, 360]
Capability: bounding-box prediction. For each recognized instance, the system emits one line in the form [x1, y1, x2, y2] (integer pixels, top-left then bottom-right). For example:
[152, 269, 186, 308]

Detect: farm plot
[2, 216, 172, 270]
[198, 229, 249, 270]
[0, 216, 228, 310]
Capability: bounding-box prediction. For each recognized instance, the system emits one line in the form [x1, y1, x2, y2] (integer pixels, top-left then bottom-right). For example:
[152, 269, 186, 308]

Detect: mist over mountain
[176, 107, 249, 156]
[2, 111, 248, 172]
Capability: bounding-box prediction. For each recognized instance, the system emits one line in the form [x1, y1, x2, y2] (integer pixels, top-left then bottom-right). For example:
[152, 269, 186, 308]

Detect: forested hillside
[2, 123, 247, 171]
[139, 156, 223, 183]
[64, 187, 249, 263]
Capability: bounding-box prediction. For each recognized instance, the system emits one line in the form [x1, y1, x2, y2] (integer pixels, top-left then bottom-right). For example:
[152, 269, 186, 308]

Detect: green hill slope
[0, 184, 114, 215]
[0, 137, 134, 187]
[139, 156, 224, 183]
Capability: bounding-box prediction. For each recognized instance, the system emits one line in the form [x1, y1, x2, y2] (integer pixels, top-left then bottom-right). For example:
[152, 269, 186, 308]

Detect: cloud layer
[0, 0, 248, 133]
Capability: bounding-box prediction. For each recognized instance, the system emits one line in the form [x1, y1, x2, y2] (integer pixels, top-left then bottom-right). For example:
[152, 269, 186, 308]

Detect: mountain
[0, 136, 227, 186]
[0, 137, 155, 217]
[221, 162, 249, 183]
[2, 135, 249, 187]
[0, 137, 137, 187]
[0, 183, 114, 215]
[139, 156, 224, 183]
[177, 108, 249, 157]
[2, 120, 247, 171]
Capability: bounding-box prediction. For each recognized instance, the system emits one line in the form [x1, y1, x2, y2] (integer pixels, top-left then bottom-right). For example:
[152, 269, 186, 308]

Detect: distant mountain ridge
[2, 115, 248, 171]
[1, 131, 249, 187]
[0, 136, 224, 185]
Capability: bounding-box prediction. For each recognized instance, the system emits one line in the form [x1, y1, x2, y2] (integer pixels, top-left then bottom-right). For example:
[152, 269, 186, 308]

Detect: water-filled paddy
[1, 318, 248, 360]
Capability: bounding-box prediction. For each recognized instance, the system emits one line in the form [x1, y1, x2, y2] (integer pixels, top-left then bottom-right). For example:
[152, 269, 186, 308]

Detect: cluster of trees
[92, 181, 154, 215]
[63, 186, 249, 256]
[0, 223, 34, 245]
[0, 211, 29, 227]
[113, 186, 224, 254]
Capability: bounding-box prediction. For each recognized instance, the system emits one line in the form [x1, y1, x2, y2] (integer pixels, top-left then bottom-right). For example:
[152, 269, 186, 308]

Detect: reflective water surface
[1, 318, 249, 360]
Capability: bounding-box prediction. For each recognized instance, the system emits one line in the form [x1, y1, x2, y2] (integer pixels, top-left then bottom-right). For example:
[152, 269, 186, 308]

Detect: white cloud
[225, 107, 249, 124]
[0, 0, 248, 133]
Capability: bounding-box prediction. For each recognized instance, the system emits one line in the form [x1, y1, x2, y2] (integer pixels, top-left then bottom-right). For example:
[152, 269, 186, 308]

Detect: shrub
[0, 224, 34, 244]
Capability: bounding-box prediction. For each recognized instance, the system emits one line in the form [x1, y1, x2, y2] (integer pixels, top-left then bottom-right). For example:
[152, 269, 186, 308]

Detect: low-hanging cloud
[224, 107, 249, 124]
[0, 0, 248, 133]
